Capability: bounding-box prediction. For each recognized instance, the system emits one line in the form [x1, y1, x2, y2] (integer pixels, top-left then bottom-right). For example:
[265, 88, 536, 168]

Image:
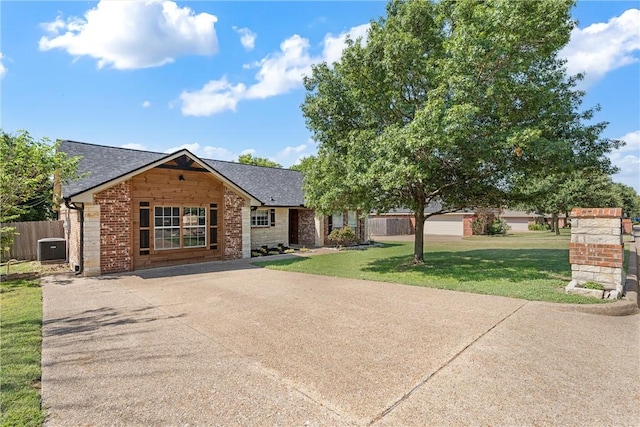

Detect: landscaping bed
[251, 244, 297, 257]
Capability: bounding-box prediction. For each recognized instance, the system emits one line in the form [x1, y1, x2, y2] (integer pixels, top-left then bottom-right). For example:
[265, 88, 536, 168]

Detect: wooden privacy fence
[1, 220, 64, 261]
[368, 217, 413, 236]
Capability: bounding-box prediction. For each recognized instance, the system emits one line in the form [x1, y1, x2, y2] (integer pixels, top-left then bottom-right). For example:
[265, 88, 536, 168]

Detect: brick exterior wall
[297, 209, 316, 246]
[322, 210, 366, 245]
[96, 181, 132, 274]
[463, 215, 474, 237]
[569, 207, 623, 291]
[224, 187, 244, 259]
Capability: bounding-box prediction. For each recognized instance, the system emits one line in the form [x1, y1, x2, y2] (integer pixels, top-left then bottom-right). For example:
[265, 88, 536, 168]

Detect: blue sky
[1, 1, 639, 192]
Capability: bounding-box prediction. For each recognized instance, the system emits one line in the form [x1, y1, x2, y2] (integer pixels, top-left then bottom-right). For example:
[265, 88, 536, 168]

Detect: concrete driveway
[42, 258, 639, 426]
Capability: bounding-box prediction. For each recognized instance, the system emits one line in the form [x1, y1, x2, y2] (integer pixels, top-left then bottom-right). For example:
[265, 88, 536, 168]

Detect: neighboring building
[58, 141, 366, 275]
[369, 207, 542, 237]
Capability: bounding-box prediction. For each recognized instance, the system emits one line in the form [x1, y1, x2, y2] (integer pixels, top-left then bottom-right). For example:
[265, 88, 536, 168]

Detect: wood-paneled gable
[131, 162, 225, 270]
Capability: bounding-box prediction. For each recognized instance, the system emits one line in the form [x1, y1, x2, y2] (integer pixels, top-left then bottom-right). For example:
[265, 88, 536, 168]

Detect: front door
[289, 209, 299, 244]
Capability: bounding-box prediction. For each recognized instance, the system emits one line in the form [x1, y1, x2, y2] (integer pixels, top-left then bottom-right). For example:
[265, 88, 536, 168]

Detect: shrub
[528, 223, 549, 231]
[327, 226, 357, 247]
[472, 215, 509, 235]
[489, 218, 510, 235]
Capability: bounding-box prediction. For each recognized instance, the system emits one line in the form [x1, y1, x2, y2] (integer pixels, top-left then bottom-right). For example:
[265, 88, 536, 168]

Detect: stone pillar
[83, 204, 101, 276]
[241, 206, 251, 259]
[567, 208, 624, 299]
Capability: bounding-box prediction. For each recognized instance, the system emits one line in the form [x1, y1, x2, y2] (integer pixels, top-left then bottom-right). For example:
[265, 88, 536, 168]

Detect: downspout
[64, 198, 84, 275]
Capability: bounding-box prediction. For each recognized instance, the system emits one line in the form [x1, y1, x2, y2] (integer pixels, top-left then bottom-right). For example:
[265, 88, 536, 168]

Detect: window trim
[153, 205, 208, 251]
[251, 208, 270, 228]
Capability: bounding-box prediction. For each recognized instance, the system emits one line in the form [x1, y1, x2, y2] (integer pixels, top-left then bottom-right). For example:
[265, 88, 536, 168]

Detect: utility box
[37, 238, 66, 262]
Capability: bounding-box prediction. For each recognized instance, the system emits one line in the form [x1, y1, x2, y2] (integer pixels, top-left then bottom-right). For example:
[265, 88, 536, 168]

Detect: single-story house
[369, 207, 542, 237]
[57, 141, 367, 275]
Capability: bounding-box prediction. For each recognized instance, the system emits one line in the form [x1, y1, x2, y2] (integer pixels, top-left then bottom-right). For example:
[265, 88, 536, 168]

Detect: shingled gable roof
[59, 140, 306, 207]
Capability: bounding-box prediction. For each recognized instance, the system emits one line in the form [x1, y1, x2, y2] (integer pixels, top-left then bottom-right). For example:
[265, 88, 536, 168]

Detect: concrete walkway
[42, 257, 639, 426]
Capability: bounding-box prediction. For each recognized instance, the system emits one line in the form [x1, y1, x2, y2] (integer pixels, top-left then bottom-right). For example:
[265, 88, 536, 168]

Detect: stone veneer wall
[569, 208, 624, 293]
[60, 205, 80, 270]
[83, 205, 101, 276]
[95, 181, 132, 274]
[298, 209, 316, 246]
[224, 187, 244, 259]
[251, 208, 288, 249]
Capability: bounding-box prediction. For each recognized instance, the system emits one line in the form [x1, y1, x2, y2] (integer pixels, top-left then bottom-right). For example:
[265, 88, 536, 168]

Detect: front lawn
[256, 232, 615, 304]
[0, 278, 45, 426]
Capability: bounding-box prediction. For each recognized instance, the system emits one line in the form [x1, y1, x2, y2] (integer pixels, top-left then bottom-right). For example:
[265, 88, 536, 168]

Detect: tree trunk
[413, 200, 426, 264]
[552, 212, 560, 236]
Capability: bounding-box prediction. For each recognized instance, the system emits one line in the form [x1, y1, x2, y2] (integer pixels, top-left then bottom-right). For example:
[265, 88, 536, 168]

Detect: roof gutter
[64, 198, 84, 275]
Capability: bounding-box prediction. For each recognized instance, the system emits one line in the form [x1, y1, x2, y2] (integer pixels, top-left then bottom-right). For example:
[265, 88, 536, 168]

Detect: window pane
[155, 207, 162, 216]
[155, 228, 180, 249]
[332, 213, 344, 228]
[164, 207, 172, 216]
[348, 211, 357, 228]
[173, 207, 180, 216]
[184, 227, 206, 247]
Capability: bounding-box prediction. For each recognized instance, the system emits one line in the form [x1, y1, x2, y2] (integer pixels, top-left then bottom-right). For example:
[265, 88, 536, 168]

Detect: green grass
[1, 278, 45, 427]
[256, 231, 615, 304]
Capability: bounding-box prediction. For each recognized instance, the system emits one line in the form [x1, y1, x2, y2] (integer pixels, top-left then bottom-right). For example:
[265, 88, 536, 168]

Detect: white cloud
[161, 143, 252, 162]
[180, 77, 247, 116]
[121, 143, 147, 151]
[0, 52, 6, 78]
[39, 0, 218, 70]
[202, 146, 237, 161]
[561, 9, 640, 88]
[608, 130, 640, 191]
[322, 23, 370, 65]
[165, 142, 201, 154]
[271, 141, 317, 167]
[142, 100, 151, 108]
[233, 26, 256, 51]
[180, 24, 370, 116]
[245, 35, 315, 99]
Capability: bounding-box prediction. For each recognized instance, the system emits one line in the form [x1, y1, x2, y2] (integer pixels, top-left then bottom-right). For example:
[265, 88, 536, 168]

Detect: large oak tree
[301, 0, 618, 263]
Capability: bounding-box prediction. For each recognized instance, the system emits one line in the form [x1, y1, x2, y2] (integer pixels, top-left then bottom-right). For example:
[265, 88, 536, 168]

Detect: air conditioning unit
[37, 238, 66, 262]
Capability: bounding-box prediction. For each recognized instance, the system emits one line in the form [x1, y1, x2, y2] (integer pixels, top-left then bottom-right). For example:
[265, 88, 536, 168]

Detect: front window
[154, 206, 207, 250]
[251, 209, 270, 227]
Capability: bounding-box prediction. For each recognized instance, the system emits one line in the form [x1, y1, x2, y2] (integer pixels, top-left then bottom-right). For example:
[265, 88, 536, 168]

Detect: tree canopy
[301, 0, 619, 263]
[237, 153, 282, 168]
[1, 130, 80, 256]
